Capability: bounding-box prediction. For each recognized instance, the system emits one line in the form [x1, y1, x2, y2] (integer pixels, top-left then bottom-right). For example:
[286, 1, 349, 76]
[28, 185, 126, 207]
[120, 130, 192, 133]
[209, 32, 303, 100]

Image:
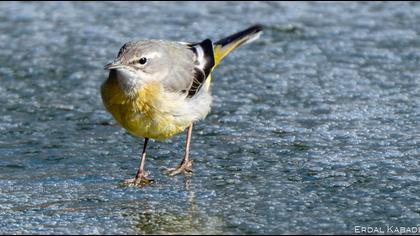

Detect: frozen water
[1, 1, 420, 234]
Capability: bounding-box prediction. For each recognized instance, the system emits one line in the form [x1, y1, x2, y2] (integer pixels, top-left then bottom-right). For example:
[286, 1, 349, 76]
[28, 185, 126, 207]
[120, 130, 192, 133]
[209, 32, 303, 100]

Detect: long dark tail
[213, 24, 263, 66]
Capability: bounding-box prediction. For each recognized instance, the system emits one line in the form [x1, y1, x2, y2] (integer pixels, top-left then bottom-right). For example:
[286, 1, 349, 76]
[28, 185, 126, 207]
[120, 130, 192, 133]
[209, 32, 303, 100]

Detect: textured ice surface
[1, 1, 420, 234]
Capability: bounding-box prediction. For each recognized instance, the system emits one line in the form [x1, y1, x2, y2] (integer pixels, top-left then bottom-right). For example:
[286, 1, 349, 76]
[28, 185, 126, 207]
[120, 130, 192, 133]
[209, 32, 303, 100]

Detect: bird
[101, 25, 263, 186]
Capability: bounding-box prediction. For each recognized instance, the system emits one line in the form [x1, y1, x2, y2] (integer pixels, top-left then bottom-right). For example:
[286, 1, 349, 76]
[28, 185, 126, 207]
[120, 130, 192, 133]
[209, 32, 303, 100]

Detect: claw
[165, 160, 193, 176]
[121, 173, 154, 187]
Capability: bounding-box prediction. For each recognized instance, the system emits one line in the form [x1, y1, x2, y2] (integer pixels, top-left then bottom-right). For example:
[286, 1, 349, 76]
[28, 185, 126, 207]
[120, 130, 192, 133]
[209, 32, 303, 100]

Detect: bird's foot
[121, 172, 154, 187]
[165, 160, 192, 176]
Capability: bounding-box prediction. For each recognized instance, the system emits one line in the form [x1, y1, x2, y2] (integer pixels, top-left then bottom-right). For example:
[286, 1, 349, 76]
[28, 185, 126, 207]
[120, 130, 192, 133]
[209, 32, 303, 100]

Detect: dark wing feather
[186, 39, 215, 98]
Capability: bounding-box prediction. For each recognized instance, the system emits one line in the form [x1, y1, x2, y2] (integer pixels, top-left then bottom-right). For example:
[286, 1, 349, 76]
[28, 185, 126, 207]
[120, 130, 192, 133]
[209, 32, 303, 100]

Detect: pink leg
[123, 138, 153, 186]
[165, 124, 193, 176]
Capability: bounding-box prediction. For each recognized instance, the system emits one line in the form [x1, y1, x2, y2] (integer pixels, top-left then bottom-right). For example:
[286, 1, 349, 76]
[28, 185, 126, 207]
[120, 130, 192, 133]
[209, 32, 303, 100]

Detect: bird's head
[104, 40, 171, 93]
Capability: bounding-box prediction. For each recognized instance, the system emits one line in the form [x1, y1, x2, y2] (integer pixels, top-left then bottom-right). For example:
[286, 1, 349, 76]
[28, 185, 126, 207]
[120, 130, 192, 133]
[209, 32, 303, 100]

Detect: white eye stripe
[142, 51, 160, 59]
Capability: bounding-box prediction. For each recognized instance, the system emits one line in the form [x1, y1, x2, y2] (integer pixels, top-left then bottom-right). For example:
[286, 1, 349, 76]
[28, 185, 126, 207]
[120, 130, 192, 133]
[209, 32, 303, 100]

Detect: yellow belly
[101, 77, 188, 141]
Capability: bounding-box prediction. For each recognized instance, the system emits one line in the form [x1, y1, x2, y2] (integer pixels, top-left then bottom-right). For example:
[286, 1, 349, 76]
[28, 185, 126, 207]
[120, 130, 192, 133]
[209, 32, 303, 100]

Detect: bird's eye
[138, 57, 147, 65]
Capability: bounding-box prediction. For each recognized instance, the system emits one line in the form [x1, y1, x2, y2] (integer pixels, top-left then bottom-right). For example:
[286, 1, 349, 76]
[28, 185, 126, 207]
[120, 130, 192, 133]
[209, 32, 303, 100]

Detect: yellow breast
[101, 77, 187, 140]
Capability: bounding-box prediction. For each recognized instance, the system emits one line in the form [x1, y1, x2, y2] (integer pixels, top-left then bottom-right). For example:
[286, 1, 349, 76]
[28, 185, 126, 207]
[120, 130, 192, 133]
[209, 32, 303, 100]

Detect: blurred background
[1, 1, 420, 234]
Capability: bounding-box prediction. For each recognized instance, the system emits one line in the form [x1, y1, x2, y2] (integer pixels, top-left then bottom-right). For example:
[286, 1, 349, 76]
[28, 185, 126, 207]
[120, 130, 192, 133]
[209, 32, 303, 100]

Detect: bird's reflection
[130, 176, 221, 234]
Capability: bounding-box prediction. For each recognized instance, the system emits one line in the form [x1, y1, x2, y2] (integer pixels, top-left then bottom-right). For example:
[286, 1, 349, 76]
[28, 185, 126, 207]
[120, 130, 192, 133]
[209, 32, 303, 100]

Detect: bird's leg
[123, 138, 153, 186]
[165, 124, 193, 176]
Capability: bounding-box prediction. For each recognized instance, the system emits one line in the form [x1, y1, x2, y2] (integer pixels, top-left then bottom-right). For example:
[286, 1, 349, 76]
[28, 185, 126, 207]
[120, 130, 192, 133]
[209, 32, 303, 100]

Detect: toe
[121, 176, 153, 187]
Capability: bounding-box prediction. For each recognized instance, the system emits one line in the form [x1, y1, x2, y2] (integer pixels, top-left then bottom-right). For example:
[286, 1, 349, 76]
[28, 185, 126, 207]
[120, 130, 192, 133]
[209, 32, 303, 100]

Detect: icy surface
[1, 1, 420, 234]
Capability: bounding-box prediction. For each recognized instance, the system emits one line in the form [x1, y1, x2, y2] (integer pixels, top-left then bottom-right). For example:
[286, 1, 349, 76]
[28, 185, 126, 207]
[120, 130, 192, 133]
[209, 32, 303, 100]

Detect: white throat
[114, 68, 144, 97]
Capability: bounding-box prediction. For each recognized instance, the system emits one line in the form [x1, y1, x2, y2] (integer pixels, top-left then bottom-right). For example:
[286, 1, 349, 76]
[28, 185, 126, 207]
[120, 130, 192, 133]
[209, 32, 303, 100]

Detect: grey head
[104, 40, 173, 88]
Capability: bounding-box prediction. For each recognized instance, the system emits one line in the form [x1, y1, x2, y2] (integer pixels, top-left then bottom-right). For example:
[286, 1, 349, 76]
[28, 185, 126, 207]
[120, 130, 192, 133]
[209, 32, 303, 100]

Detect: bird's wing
[160, 39, 215, 98]
[185, 39, 215, 97]
[160, 25, 262, 98]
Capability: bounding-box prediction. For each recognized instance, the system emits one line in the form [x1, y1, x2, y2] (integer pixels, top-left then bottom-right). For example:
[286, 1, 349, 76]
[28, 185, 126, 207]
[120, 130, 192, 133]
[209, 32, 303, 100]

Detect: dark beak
[104, 61, 124, 70]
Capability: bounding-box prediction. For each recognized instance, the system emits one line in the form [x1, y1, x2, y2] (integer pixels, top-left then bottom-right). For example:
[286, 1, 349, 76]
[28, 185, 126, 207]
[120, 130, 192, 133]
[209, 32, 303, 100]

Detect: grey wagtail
[101, 25, 263, 186]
